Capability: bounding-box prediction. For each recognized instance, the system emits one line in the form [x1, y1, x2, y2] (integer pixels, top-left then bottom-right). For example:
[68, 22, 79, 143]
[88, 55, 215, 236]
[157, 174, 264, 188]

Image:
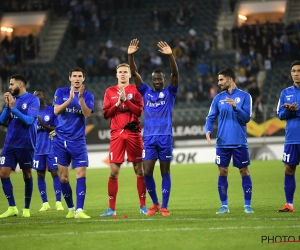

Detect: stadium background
[0, 0, 299, 167]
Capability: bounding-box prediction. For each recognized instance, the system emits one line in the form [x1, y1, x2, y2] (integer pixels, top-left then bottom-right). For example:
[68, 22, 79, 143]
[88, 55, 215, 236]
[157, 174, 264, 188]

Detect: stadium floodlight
[238, 14, 247, 21]
[1, 26, 13, 32]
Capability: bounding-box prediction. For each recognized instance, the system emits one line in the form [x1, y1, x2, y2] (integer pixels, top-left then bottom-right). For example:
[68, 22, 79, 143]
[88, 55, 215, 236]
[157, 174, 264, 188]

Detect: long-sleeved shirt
[277, 85, 300, 144]
[205, 87, 252, 148]
[103, 84, 143, 134]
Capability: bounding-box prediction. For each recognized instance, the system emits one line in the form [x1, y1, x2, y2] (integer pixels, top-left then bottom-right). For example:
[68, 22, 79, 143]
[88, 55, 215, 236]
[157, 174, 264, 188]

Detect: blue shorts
[33, 153, 58, 171]
[52, 137, 89, 168]
[143, 135, 173, 162]
[282, 144, 300, 166]
[216, 147, 250, 168]
[0, 147, 34, 170]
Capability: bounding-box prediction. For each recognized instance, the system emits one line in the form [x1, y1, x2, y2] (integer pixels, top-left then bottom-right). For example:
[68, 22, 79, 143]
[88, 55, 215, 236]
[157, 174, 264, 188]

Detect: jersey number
[216, 155, 221, 164]
[0, 156, 5, 165]
[283, 153, 290, 162]
[33, 160, 39, 169]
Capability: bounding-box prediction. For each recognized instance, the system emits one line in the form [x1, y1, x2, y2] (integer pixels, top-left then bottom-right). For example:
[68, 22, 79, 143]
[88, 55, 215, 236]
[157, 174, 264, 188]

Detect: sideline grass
[0, 160, 299, 250]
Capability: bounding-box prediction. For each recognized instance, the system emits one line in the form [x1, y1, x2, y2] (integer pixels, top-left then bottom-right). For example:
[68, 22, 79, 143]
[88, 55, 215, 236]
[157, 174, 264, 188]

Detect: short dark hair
[153, 69, 164, 75]
[69, 67, 85, 77]
[290, 61, 300, 69]
[218, 68, 236, 82]
[34, 89, 47, 97]
[11, 74, 27, 85]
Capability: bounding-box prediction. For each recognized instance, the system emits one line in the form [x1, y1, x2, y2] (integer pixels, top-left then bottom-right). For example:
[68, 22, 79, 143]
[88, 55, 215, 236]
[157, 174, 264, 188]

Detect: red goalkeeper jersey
[103, 84, 143, 133]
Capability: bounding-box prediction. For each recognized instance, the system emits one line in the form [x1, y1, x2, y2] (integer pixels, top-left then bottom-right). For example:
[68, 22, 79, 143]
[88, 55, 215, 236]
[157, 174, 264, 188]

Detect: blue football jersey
[35, 105, 57, 155]
[137, 83, 178, 136]
[2, 92, 39, 149]
[277, 85, 300, 144]
[205, 87, 252, 148]
[53, 87, 94, 140]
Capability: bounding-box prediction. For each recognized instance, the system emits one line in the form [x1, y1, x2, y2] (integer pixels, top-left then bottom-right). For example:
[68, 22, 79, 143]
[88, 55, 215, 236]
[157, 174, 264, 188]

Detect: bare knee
[133, 162, 143, 177]
[239, 167, 250, 177]
[285, 164, 296, 175]
[218, 167, 228, 176]
[22, 168, 32, 179]
[109, 163, 120, 178]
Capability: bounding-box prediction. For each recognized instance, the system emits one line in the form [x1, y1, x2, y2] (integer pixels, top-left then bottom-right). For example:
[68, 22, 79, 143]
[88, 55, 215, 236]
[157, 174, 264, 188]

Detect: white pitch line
[1, 225, 300, 238]
[0, 217, 299, 226]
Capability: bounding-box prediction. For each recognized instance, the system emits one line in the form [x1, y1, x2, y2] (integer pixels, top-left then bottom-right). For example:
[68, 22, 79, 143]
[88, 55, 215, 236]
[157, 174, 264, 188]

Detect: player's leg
[18, 148, 34, 217]
[132, 161, 148, 214]
[278, 144, 298, 212]
[233, 147, 253, 213]
[100, 133, 125, 217]
[53, 137, 74, 218]
[216, 148, 231, 214]
[143, 136, 160, 216]
[127, 131, 147, 214]
[159, 161, 171, 216]
[33, 154, 50, 211]
[0, 147, 18, 218]
[47, 154, 63, 210]
[156, 135, 173, 216]
[68, 139, 90, 219]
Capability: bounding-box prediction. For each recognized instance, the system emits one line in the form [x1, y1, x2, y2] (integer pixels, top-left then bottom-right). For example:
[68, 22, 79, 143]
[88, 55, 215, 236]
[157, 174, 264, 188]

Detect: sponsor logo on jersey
[65, 107, 83, 114]
[146, 100, 166, 107]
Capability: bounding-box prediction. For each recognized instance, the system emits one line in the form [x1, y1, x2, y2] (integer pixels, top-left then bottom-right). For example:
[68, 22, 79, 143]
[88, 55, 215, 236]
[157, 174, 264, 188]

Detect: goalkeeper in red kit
[100, 63, 148, 217]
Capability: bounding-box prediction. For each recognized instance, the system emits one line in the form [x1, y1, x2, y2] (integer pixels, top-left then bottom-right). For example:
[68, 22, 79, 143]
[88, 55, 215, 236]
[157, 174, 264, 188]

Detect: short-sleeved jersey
[277, 85, 300, 144]
[35, 105, 57, 155]
[205, 87, 252, 148]
[53, 87, 94, 140]
[103, 84, 143, 133]
[137, 83, 178, 136]
[4, 92, 39, 149]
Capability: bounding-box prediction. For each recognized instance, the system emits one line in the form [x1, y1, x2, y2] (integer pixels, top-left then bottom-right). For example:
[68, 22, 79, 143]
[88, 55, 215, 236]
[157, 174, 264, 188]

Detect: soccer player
[33, 90, 64, 212]
[52, 67, 94, 219]
[277, 60, 300, 212]
[205, 68, 254, 214]
[100, 63, 148, 217]
[0, 74, 40, 218]
[128, 39, 179, 216]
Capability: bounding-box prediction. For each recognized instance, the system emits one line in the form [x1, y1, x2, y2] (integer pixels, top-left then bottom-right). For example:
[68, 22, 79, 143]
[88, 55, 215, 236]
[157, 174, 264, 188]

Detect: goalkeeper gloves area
[123, 121, 140, 132]
[49, 130, 56, 140]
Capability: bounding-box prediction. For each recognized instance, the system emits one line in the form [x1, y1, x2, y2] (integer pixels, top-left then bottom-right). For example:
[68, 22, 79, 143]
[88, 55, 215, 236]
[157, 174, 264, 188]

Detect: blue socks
[161, 173, 171, 208]
[61, 182, 74, 208]
[1, 177, 16, 206]
[144, 175, 159, 205]
[284, 174, 296, 204]
[218, 176, 228, 206]
[24, 177, 33, 209]
[76, 177, 86, 210]
[38, 177, 48, 202]
[242, 175, 252, 206]
[53, 177, 62, 202]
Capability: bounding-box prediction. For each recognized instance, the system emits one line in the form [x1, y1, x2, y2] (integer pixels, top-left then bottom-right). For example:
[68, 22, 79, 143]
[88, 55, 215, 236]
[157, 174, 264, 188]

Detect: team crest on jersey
[44, 115, 50, 122]
[22, 103, 27, 109]
[159, 92, 165, 98]
[234, 97, 241, 104]
[127, 93, 133, 100]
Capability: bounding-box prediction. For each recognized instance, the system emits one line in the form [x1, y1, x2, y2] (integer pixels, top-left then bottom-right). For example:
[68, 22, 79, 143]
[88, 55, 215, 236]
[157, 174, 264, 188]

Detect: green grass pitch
[0, 160, 299, 250]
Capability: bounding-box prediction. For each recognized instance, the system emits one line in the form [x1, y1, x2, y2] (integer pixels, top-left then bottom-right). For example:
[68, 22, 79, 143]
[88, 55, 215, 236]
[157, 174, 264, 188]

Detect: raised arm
[157, 41, 179, 88]
[128, 39, 143, 88]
